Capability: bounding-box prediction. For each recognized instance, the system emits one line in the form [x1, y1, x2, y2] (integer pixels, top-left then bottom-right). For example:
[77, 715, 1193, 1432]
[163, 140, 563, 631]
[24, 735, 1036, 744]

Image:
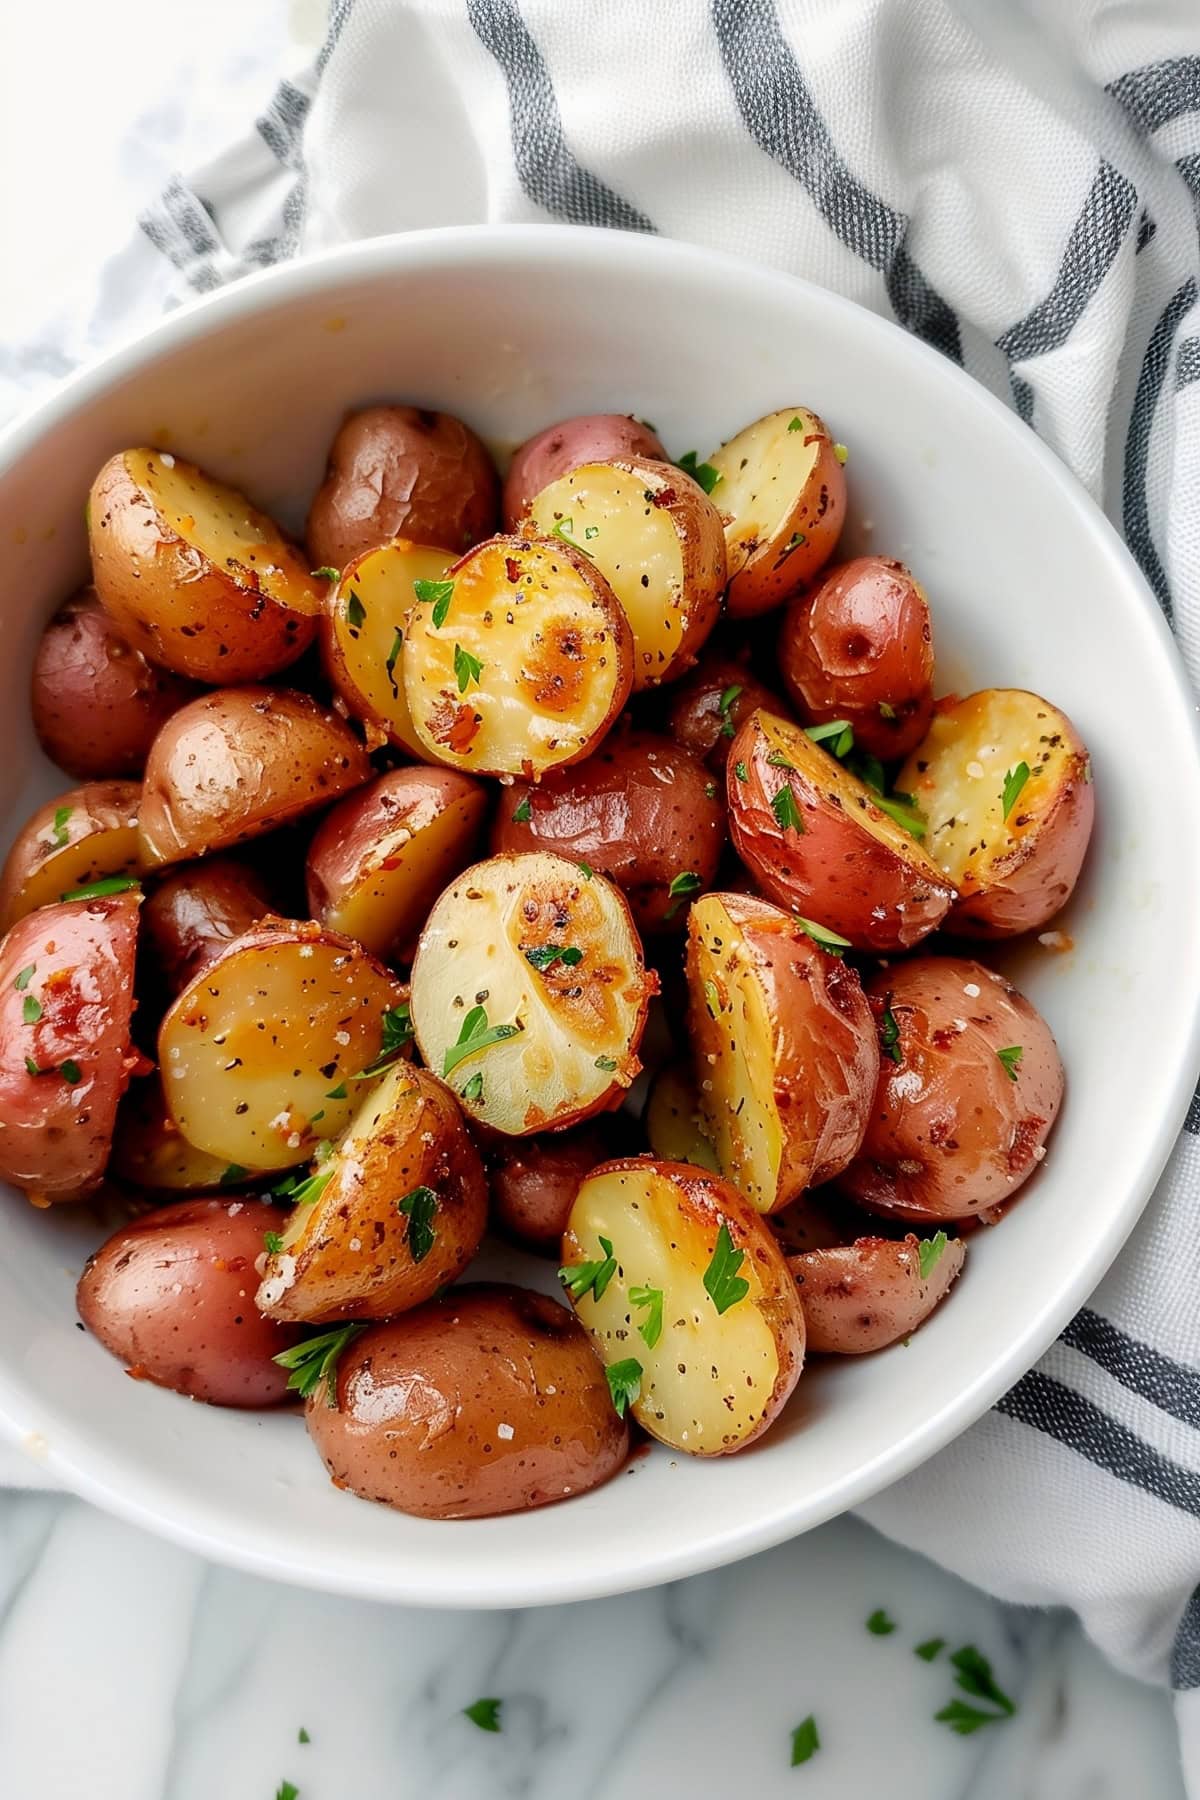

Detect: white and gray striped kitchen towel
[11, 0, 1200, 1781]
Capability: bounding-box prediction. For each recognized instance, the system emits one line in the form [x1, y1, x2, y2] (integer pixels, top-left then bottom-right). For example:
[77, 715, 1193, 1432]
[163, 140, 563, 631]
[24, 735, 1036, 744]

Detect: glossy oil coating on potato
[490, 1123, 611, 1249]
[563, 1158, 805, 1454]
[686, 892, 878, 1211]
[111, 1076, 235, 1192]
[644, 1062, 719, 1171]
[142, 857, 271, 997]
[158, 920, 409, 1170]
[257, 1065, 487, 1323]
[839, 957, 1064, 1222]
[306, 766, 487, 961]
[492, 731, 725, 934]
[77, 1198, 300, 1406]
[526, 457, 725, 688]
[321, 538, 453, 757]
[138, 687, 370, 867]
[666, 652, 788, 772]
[0, 892, 140, 1201]
[727, 708, 955, 951]
[0, 780, 142, 931]
[410, 851, 653, 1136]
[779, 557, 935, 760]
[707, 408, 846, 617]
[305, 1285, 629, 1518]
[502, 413, 668, 529]
[402, 533, 633, 777]
[900, 689, 1094, 937]
[788, 1232, 966, 1353]
[89, 449, 320, 682]
[32, 588, 200, 779]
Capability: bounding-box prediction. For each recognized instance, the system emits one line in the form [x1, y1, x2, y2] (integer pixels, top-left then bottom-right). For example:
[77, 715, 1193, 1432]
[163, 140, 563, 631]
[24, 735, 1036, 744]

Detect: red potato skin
[502, 413, 668, 529]
[839, 957, 1064, 1222]
[779, 557, 935, 760]
[788, 1233, 967, 1353]
[490, 1125, 610, 1250]
[949, 775, 1094, 938]
[31, 588, 200, 779]
[666, 655, 788, 772]
[77, 1198, 301, 1406]
[142, 858, 271, 996]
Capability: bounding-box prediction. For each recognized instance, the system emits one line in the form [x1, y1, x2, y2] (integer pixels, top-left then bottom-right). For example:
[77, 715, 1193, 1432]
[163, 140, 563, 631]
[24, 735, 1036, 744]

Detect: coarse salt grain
[1038, 930, 1067, 949]
[349, 1237, 361, 1252]
[963, 982, 981, 997]
[1033, 1146, 1047, 1162]
[334, 1030, 351, 1047]
[299, 945, 314, 959]
[497, 1422, 514, 1441]
[226, 1201, 242, 1215]
[966, 760, 985, 779]
[160, 452, 175, 468]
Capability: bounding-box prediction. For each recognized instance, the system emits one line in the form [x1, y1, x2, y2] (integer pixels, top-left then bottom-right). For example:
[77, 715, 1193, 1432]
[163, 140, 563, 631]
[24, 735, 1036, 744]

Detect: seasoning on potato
[321, 537, 454, 756]
[0, 780, 143, 931]
[706, 407, 847, 617]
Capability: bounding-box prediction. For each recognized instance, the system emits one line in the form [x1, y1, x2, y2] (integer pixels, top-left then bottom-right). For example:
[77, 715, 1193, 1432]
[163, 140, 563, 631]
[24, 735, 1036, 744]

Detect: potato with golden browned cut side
[644, 1062, 718, 1172]
[138, 687, 370, 868]
[111, 1077, 237, 1193]
[503, 414, 668, 529]
[141, 857, 271, 997]
[789, 1232, 967, 1354]
[666, 652, 788, 772]
[562, 1158, 805, 1455]
[706, 408, 847, 618]
[320, 538, 454, 757]
[0, 781, 142, 931]
[900, 689, 1094, 938]
[89, 450, 321, 682]
[409, 851, 654, 1137]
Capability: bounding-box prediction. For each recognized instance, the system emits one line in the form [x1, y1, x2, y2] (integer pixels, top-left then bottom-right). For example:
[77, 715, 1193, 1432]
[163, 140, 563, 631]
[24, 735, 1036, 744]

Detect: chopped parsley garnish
[630, 1284, 664, 1349]
[847, 748, 886, 794]
[60, 1059, 81, 1085]
[996, 1045, 1023, 1081]
[918, 1232, 948, 1280]
[734, 760, 748, 782]
[577, 861, 593, 880]
[512, 795, 532, 824]
[771, 783, 805, 833]
[1002, 761, 1030, 820]
[385, 627, 403, 691]
[23, 1057, 41, 1076]
[584, 523, 600, 540]
[460, 1072, 483, 1102]
[718, 683, 742, 738]
[325, 1083, 347, 1100]
[873, 791, 926, 839]
[276, 1783, 299, 1800]
[879, 1002, 902, 1061]
[878, 700, 897, 720]
[790, 1716, 820, 1765]
[664, 870, 702, 917]
[220, 1164, 247, 1185]
[524, 942, 583, 971]
[703, 1221, 749, 1315]
[934, 1644, 1016, 1732]
[796, 917, 851, 957]
[413, 577, 455, 628]
[786, 416, 803, 433]
[606, 1358, 643, 1417]
[264, 1230, 284, 1255]
[298, 1727, 311, 1744]
[59, 875, 139, 902]
[935, 1700, 1004, 1736]
[454, 643, 483, 692]
[345, 590, 366, 630]
[834, 442, 849, 463]
[398, 1185, 438, 1262]
[282, 1166, 335, 1210]
[12, 965, 34, 992]
[595, 1055, 618, 1071]
[677, 450, 722, 495]
[352, 1004, 414, 1080]
[310, 565, 340, 581]
[867, 1609, 896, 1635]
[915, 1638, 945, 1662]
[22, 993, 42, 1025]
[703, 978, 721, 1018]
[766, 750, 796, 769]
[442, 1003, 522, 1076]
[272, 1323, 367, 1406]
[805, 718, 854, 759]
[51, 805, 71, 848]
[551, 516, 593, 556]
[560, 1235, 618, 1303]
[463, 1698, 502, 1733]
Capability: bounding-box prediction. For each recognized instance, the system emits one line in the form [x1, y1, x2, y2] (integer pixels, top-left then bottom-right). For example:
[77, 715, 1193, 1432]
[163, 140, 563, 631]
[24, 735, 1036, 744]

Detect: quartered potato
[0, 780, 142, 931]
[158, 920, 409, 1170]
[321, 538, 453, 756]
[644, 1061, 719, 1172]
[139, 687, 370, 867]
[503, 414, 668, 529]
[402, 533, 633, 777]
[727, 708, 955, 951]
[789, 1232, 966, 1354]
[142, 857, 271, 997]
[666, 651, 788, 772]
[490, 1124, 611, 1250]
[899, 689, 1094, 937]
[111, 1076, 234, 1192]
[409, 851, 654, 1136]
[686, 892, 879, 1211]
[526, 457, 726, 688]
[257, 1065, 487, 1323]
[562, 1159, 805, 1455]
[707, 408, 847, 617]
[89, 449, 321, 682]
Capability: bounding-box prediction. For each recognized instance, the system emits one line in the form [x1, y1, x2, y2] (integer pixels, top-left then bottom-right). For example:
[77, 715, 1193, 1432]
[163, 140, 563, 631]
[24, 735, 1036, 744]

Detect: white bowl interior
[0, 227, 1197, 1606]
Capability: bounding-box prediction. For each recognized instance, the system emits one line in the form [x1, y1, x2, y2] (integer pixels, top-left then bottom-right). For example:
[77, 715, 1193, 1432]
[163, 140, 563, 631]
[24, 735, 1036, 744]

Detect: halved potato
[139, 687, 370, 868]
[706, 408, 846, 617]
[686, 892, 879, 1211]
[666, 651, 788, 772]
[158, 919, 409, 1170]
[789, 1233, 966, 1353]
[409, 851, 654, 1136]
[402, 534, 633, 777]
[306, 766, 487, 960]
[899, 689, 1094, 937]
[526, 457, 725, 688]
[321, 538, 453, 757]
[111, 1076, 234, 1192]
[562, 1158, 805, 1454]
[644, 1061, 718, 1172]
[256, 1065, 487, 1323]
[0, 781, 142, 930]
[141, 857, 271, 997]
[89, 449, 320, 682]
[727, 708, 955, 951]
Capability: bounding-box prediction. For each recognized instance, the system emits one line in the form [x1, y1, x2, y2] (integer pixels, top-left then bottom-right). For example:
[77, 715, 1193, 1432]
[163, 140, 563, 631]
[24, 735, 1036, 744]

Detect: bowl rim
[2, 222, 1199, 1607]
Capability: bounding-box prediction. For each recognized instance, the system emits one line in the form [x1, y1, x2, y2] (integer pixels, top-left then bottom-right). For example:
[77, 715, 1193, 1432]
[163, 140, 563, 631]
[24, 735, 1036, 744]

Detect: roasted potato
[502, 413, 668, 529]
[31, 588, 199, 779]
[899, 689, 1094, 937]
[304, 1285, 629, 1518]
[727, 708, 955, 951]
[141, 857, 270, 996]
[402, 533, 633, 777]
[839, 957, 1064, 1222]
[563, 1158, 805, 1454]
[77, 1198, 300, 1405]
[111, 1076, 235, 1192]
[138, 687, 370, 868]
[0, 781, 142, 931]
[644, 1061, 718, 1171]
[779, 556, 935, 759]
[89, 449, 320, 682]
[158, 919, 409, 1170]
[789, 1232, 967, 1353]
[321, 538, 453, 757]
[492, 731, 725, 934]
[306, 766, 487, 960]
[526, 457, 726, 688]
[256, 1065, 487, 1323]
[490, 1124, 611, 1249]
[409, 851, 654, 1136]
[306, 405, 499, 567]
[0, 892, 140, 1201]
[666, 652, 788, 772]
[706, 408, 846, 617]
[686, 892, 878, 1211]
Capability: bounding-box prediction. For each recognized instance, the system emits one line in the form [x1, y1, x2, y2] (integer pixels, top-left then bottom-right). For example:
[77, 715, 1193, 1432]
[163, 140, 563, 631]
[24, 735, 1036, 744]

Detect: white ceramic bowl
[0, 226, 1198, 1607]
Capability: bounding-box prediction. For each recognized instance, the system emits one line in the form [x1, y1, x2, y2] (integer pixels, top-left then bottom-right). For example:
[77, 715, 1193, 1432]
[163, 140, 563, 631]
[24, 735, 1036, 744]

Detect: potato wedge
[707, 408, 846, 617]
[562, 1158, 805, 1454]
[727, 708, 955, 951]
[256, 1065, 486, 1323]
[402, 533, 633, 777]
[686, 892, 879, 1211]
[138, 687, 370, 868]
[111, 1076, 234, 1192]
[644, 1062, 718, 1172]
[0, 781, 142, 931]
[899, 689, 1094, 937]
[306, 766, 487, 960]
[788, 1232, 966, 1353]
[666, 652, 788, 772]
[158, 920, 409, 1170]
[89, 449, 320, 682]
[503, 414, 668, 529]
[526, 457, 725, 688]
[321, 538, 453, 757]
[142, 857, 271, 997]
[409, 851, 654, 1136]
